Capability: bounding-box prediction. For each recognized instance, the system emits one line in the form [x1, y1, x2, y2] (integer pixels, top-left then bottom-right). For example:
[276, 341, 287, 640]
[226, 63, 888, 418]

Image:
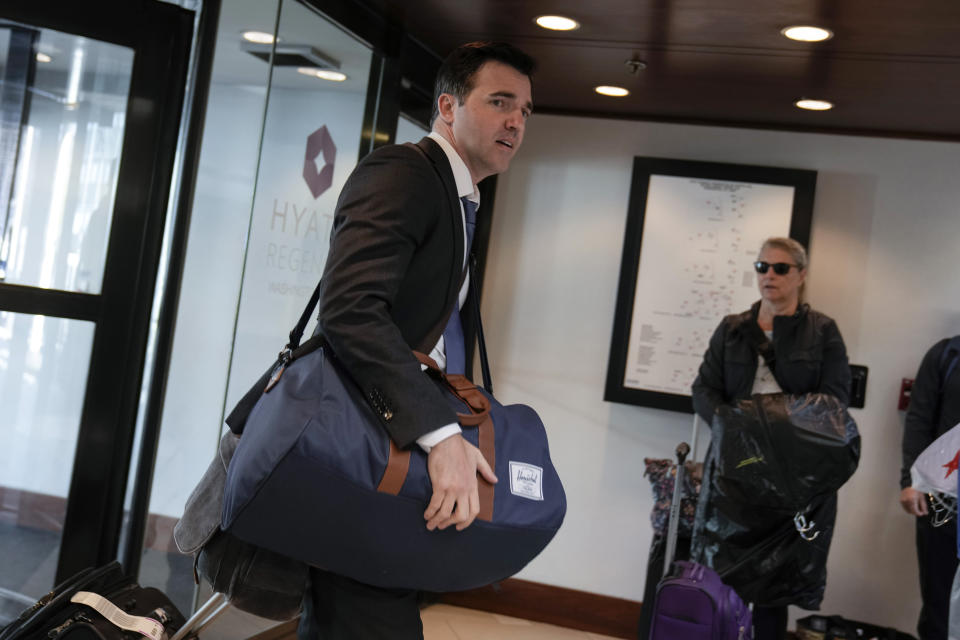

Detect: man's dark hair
[430, 41, 535, 125]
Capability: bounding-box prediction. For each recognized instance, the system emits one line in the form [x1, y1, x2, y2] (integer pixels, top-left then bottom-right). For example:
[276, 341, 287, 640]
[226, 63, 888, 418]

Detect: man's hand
[424, 434, 497, 531]
[899, 487, 929, 516]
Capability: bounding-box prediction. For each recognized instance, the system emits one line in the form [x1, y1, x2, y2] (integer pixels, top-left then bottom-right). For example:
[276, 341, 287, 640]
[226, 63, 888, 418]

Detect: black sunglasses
[754, 261, 798, 275]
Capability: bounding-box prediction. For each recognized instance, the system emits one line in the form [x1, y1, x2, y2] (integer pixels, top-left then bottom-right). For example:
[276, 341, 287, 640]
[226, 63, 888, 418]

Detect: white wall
[485, 113, 960, 630]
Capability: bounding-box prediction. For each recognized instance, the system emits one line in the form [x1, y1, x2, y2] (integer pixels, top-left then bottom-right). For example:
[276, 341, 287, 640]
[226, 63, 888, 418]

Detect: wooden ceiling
[363, 0, 960, 140]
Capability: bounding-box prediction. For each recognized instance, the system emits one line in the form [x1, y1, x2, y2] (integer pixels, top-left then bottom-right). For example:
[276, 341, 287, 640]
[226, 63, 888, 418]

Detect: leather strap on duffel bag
[376, 351, 496, 524]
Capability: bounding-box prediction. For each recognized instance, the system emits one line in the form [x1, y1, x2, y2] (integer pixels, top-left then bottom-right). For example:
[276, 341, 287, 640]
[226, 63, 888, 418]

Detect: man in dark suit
[298, 42, 534, 639]
[900, 337, 960, 640]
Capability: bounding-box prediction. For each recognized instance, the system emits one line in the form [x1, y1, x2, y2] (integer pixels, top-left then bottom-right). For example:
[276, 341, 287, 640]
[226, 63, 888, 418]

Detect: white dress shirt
[415, 132, 480, 452]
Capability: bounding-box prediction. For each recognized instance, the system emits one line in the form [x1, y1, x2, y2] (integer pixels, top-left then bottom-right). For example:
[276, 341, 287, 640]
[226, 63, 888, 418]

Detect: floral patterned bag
[644, 457, 701, 537]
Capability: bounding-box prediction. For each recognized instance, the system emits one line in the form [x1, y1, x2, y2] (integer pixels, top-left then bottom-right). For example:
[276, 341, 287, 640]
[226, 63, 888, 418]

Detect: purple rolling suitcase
[647, 418, 753, 640]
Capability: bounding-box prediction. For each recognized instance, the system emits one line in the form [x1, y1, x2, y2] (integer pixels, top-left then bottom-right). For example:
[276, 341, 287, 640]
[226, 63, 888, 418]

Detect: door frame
[0, 0, 195, 582]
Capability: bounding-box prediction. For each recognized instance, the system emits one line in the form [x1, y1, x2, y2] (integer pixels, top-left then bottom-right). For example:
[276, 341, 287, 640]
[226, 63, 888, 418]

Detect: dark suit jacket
[691, 301, 850, 423]
[317, 137, 465, 448]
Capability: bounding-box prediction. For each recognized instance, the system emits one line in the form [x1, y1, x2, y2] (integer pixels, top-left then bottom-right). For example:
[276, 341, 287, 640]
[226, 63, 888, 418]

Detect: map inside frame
[603, 157, 816, 413]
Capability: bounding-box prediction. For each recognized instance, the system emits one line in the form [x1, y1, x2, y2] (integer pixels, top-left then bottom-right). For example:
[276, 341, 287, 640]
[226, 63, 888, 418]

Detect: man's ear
[436, 93, 457, 125]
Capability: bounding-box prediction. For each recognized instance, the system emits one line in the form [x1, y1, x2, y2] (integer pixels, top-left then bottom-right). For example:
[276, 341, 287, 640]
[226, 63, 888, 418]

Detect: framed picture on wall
[604, 157, 816, 413]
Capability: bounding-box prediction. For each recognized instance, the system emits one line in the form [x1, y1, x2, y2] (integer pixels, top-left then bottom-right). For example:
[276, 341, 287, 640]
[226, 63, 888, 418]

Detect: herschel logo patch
[509, 461, 544, 501]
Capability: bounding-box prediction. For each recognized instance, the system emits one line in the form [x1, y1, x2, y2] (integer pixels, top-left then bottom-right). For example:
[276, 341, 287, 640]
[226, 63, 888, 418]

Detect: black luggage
[0, 562, 184, 640]
[796, 614, 917, 640]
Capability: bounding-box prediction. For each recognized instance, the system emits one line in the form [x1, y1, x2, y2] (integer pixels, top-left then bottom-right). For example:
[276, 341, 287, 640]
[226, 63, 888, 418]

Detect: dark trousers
[297, 569, 423, 640]
[916, 514, 959, 640]
[752, 604, 787, 640]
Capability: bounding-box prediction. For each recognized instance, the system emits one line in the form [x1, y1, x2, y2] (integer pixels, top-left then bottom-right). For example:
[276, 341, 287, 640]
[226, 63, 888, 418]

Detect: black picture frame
[604, 157, 816, 413]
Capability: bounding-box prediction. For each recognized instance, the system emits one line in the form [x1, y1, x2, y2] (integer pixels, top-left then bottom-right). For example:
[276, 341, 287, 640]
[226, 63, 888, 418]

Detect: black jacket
[692, 301, 851, 423]
[316, 137, 465, 448]
[901, 337, 960, 489]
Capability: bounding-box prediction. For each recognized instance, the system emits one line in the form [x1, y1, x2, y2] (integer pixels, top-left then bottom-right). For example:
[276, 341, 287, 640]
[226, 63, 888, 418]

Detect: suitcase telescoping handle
[661, 413, 702, 577]
[689, 412, 701, 464]
[662, 439, 691, 578]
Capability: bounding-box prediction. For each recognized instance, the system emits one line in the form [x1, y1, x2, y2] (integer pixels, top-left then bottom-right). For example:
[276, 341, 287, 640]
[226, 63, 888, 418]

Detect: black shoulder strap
[289, 279, 322, 349]
[469, 254, 493, 393]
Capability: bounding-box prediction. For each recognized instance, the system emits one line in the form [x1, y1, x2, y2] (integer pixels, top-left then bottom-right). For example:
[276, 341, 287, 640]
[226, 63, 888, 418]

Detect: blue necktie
[442, 197, 478, 375]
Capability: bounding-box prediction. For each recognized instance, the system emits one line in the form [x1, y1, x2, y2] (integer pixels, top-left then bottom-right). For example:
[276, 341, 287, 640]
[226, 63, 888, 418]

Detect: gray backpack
[174, 432, 307, 621]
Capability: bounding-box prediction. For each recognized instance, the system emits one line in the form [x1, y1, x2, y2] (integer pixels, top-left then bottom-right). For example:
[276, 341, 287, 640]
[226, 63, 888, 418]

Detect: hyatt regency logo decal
[303, 125, 336, 198]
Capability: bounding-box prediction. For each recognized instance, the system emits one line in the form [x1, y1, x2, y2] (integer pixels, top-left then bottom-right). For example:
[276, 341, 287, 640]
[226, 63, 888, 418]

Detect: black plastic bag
[692, 393, 860, 609]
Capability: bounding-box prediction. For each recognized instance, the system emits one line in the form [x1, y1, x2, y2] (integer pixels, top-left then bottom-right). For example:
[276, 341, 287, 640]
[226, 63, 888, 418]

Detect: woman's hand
[684, 461, 704, 483]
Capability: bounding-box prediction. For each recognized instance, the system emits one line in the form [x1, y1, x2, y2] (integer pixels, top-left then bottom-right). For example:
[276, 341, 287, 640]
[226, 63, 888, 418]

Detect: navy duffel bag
[220, 292, 565, 592]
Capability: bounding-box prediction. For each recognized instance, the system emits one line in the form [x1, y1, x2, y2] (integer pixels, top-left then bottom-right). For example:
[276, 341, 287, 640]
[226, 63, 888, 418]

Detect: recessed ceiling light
[795, 98, 833, 111]
[595, 85, 629, 97]
[781, 25, 833, 42]
[36, 53, 52, 63]
[535, 15, 579, 31]
[242, 30, 276, 44]
[297, 67, 347, 82]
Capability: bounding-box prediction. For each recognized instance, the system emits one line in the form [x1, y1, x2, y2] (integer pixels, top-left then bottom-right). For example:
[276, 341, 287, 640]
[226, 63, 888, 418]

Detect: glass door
[225, 0, 373, 396]
[0, 0, 193, 620]
[130, 0, 376, 617]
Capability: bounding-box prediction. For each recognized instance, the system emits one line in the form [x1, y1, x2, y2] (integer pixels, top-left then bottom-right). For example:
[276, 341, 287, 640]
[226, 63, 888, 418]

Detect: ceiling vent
[241, 42, 340, 70]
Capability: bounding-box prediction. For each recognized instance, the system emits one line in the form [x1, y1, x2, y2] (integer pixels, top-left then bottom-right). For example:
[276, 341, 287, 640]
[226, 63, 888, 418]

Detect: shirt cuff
[417, 423, 461, 453]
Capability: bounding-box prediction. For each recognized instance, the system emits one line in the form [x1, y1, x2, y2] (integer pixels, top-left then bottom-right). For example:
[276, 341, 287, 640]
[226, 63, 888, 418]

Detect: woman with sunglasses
[691, 236, 851, 640]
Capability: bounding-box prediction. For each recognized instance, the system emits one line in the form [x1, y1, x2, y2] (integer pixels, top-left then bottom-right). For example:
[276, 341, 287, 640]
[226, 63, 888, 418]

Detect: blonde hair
[759, 237, 808, 272]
